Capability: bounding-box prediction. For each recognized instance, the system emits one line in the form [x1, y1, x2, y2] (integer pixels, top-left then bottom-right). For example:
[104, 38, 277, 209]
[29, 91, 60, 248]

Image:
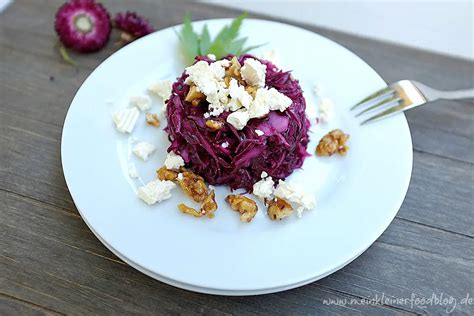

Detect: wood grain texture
[1, 0, 473, 314]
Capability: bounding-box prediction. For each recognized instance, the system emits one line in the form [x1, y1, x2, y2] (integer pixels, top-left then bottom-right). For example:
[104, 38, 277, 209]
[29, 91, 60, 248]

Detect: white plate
[61, 19, 412, 295]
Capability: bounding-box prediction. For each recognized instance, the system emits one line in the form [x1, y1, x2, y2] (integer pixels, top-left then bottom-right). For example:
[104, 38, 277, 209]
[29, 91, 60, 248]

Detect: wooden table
[1, 1, 473, 314]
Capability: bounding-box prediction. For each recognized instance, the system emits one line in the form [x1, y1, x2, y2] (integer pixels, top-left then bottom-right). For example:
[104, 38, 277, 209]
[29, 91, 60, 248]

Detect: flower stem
[58, 45, 77, 66]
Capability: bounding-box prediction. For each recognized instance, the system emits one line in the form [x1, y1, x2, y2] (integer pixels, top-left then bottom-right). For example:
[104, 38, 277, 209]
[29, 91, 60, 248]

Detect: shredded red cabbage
[165, 54, 310, 191]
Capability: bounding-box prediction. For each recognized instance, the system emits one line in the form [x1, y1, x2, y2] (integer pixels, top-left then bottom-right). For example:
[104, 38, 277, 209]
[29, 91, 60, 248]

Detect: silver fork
[351, 80, 474, 125]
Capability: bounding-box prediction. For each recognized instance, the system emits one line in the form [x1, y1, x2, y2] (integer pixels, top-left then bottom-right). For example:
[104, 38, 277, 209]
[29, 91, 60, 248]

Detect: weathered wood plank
[0, 293, 63, 316]
[400, 150, 474, 237]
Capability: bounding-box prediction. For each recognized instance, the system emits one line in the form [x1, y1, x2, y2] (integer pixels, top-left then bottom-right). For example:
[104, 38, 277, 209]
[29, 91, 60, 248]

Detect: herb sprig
[177, 13, 262, 65]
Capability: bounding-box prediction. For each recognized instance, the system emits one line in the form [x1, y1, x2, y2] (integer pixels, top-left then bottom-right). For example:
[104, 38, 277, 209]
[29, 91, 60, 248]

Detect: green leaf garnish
[226, 37, 248, 56]
[207, 13, 247, 56]
[177, 14, 199, 65]
[199, 25, 211, 56]
[177, 13, 264, 65]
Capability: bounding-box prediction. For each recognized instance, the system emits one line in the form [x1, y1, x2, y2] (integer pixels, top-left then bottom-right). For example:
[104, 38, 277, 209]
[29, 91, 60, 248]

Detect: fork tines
[351, 86, 402, 124]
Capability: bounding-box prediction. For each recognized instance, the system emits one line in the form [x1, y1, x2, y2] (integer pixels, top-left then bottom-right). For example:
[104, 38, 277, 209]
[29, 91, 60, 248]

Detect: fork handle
[437, 88, 474, 100]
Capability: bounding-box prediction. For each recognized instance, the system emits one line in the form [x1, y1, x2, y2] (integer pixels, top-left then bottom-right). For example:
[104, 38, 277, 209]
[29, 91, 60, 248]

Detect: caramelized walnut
[184, 85, 206, 106]
[201, 190, 217, 218]
[226, 194, 258, 222]
[316, 129, 350, 157]
[205, 119, 224, 131]
[224, 76, 231, 88]
[178, 171, 208, 202]
[178, 190, 217, 218]
[245, 85, 257, 98]
[178, 203, 203, 217]
[267, 197, 293, 220]
[145, 113, 160, 127]
[225, 56, 242, 79]
[156, 166, 178, 181]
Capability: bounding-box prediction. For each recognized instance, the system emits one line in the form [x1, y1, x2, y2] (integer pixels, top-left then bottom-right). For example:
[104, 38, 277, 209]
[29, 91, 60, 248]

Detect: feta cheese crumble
[164, 152, 185, 170]
[128, 163, 139, 179]
[129, 95, 152, 111]
[255, 129, 264, 136]
[137, 180, 176, 205]
[148, 80, 172, 100]
[185, 60, 230, 117]
[228, 78, 252, 111]
[241, 58, 266, 87]
[248, 87, 292, 119]
[221, 141, 229, 148]
[273, 180, 316, 217]
[133, 142, 155, 161]
[112, 107, 140, 134]
[252, 174, 274, 200]
[318, 98, 334, 123]
[227, 110, 250, 130]
[207, 54, 216, 61]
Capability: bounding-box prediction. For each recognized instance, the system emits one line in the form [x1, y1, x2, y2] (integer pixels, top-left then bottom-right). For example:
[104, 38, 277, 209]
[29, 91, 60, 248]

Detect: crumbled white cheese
[261, 49, 280, 67]
[261, 171, 268, 178]
[207, 54, 216, 61]
[128, 163, 139, 179]
[207, 100, 227, 117]
[209, 59, 230, 79]
[221, 141, 229, 148]
[253, 176, 275, 200]
[112, 107, 140, 134]
[248, 87, 292, 119]
[129, 95, 152, 111]
[227, 110, 250, 130]
[137, 180, 176, 205]
[132, 142, 156, 161]
[295, 193, 317, 218]
[267, 88, 293, 112]
[164, 152, 185, 170]
[255, 129, 265, 136]
[177, 173, 184, 181]
[185, 61, 224, 95]
[274, 180, 316, 217]
[318, 98, 334, 123]
[228, 78, 252, 111]
[241, 58, 266, 87]
[185, 61, 230, 117]
[305, 99, 318, 120]
[148, 80, 172, 100]
[248, 96, 270, 118]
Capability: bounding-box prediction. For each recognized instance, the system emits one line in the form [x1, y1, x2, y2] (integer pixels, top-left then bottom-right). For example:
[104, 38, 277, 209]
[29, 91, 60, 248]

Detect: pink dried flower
[55, 0, 111, 53]
[114, 11, 154, 43]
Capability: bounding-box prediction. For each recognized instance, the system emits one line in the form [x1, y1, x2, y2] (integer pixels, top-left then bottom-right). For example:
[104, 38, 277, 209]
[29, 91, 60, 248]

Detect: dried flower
[114, 11, 154, 44]
[55, 0, 111, 53]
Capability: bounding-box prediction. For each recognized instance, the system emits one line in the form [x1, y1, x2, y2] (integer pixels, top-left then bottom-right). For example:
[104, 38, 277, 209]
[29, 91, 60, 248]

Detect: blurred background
[203, 0, 473, 60]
